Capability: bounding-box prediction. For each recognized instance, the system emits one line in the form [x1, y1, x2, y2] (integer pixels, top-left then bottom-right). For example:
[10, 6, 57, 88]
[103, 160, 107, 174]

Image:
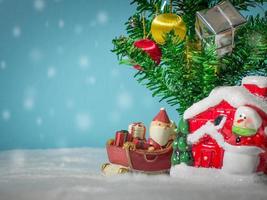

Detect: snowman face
[232, 106, 262, 136]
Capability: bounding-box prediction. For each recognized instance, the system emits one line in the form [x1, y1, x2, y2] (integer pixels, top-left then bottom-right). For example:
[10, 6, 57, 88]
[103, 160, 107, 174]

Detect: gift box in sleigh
[102, 139, 173, 175]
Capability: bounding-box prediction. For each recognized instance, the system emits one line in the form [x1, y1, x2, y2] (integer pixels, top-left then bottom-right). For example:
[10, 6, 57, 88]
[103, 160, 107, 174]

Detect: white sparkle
[85, 76, 96, 85]
[58, 19, 65, 28]
[97, 11, 108, 24]
[75, 113, 92, 132]
[47, 67, 57, 78]
[29, 48, 43, 63]
[1, 61, 6, 70]
[108, 111, 121, 124]
[110, 68, 119, 77]
[12, 26, 21, 38]
[57, 46, 64, 54]
[45, 21, 49, 28]
[23, 97, 35, 110]
[79, 56, 90, 69]
[117, 92, 133, 110]
[34, 0, 45, 11]
[2, 110, 11, 121]
[49, 108, 55, 117]
[66, 99, 74, 109]
[36, 117, 43, 126]
[74, 25, 83, 34]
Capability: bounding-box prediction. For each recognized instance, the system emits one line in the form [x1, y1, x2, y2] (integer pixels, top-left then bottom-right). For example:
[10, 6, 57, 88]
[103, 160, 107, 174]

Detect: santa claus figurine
[147, 108, 172, 151]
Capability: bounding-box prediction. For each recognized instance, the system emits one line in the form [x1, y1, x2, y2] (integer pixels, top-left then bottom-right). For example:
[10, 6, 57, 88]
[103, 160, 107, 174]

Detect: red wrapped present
[115, 130, 133, 147]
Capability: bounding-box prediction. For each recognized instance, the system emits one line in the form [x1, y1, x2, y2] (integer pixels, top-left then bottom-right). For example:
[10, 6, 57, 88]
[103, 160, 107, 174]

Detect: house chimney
[242, 76, 267, 98]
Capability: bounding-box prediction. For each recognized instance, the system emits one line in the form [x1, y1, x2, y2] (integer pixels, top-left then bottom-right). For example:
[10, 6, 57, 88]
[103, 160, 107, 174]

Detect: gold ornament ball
[151, 13, 186, 44]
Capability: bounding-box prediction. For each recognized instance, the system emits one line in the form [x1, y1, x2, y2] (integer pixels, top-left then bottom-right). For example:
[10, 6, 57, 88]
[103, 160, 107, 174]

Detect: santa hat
[153, 108, 171, 124]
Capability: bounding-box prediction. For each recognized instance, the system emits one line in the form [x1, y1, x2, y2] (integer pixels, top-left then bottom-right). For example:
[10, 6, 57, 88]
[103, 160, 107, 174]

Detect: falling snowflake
[47, 66, 56, 78]
[79, 55, 90, 70]
[56, 46, 64, 54]
[110, 68, 120, 78]
[45, 21, 49, 28]
[36, 116, 43, 126]
[49, 108, 55, 117]
[12, 26, 21, 38]
[66, 99, 74, 109]
[23, 97, 35, 110]
[34, 0, 45, 12]
[117, 92, 133, 110]
[58, 19, 65, 28]
[85, 76, 96, 85]
[29, 48, 43, 63]
[1, 60, 6, 70]
[75, 113, 92, 132]
[94, 40, 99, 48]
[74, 24, 83, 34]
[108, 111, 121, 124]
[2, 110, 11, 121]
[97, 11, 108, 24]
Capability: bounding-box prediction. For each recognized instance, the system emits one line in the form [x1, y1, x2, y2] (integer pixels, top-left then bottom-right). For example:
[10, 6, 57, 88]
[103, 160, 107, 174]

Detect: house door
[200, 150, 214, 168]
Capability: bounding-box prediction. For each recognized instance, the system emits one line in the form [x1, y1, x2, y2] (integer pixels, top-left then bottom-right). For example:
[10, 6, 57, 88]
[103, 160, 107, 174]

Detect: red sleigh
[102, 139, 173, 174]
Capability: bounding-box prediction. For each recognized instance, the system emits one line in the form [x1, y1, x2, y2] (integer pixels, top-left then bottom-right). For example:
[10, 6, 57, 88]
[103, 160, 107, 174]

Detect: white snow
[74, 24, 83, 34]
[36, 116, 43, 126]
[187, 120, 226, 147]
[78, 55, 90, 70]
[2, 109, 11, 121]
[117, 91, 133, 110]
[58, 19, 65, 28]
[47, 67, 57, 78]
[56, 46, 64, 54]
[34, 0, 45, 12]
[75, 113, 92, 132]
[184, 86, 267, 119]
[85, 76, 96, 85]
[65, 99, 74, 109]
[23, 97, 35, 110]
[29, 48, 43, 63]
[242, 76, 267, 88]
[12, 26, 21, 38]
[97, 11, 108, 24]
[1, 60, 6, 70]
[108, 110, 121, 124]
[0, 148, 266, 200]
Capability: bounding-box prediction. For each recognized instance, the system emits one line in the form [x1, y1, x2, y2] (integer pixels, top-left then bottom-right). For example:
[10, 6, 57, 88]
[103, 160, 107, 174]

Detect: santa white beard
[149, 124, 170, 146]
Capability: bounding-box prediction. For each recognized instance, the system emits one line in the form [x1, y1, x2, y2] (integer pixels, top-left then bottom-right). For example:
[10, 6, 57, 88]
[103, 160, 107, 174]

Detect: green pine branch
[112, 1, 267, 115]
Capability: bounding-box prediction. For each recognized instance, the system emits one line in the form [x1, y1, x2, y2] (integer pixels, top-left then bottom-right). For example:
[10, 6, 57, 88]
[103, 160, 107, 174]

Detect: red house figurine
[184, 76, 267, 174]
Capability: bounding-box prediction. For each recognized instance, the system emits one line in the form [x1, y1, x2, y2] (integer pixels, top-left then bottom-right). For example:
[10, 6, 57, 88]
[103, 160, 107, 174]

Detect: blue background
[0, 0, 266, 150]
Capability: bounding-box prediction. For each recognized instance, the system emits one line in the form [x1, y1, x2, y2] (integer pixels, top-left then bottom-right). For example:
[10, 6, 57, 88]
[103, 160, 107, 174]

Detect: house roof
[184, 86, 267, 120]
[196, 1, 246, 34]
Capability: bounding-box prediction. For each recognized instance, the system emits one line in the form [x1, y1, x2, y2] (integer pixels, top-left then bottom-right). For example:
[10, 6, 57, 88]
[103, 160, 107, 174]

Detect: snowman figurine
[232, 106, 262, 137]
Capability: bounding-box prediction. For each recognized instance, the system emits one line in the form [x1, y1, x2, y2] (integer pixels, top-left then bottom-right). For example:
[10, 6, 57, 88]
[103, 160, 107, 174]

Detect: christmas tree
[112, 0, 267, 115]
[112, 0, 266, 167]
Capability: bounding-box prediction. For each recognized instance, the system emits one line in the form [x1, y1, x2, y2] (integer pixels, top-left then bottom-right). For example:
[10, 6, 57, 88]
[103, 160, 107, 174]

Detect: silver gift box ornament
[195, 1, 247, 56]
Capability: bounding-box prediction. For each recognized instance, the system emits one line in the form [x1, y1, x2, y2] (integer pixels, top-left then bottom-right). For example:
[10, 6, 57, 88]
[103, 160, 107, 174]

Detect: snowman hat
[152, 108, 171, 124]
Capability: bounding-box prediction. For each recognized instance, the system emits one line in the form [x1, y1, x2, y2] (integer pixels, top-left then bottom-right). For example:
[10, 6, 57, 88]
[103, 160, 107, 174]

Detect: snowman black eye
[244, 116, 246, 119]
[239, 115, 242, 117]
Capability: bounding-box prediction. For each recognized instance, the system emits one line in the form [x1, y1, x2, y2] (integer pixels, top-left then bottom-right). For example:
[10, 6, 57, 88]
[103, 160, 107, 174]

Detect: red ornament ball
[133, 39, 162, 70]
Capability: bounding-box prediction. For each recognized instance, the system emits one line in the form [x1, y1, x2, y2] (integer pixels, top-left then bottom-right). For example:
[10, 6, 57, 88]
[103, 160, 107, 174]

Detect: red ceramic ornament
[133, 39, 162, 70]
